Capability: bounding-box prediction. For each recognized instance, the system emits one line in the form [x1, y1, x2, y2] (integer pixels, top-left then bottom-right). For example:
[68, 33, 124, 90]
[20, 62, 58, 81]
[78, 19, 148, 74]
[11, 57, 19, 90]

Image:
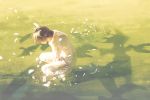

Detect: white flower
[52, 77, 57, 80]
[21, 56, 25, 59]
[73, 31, 78, 34]
[54, 84, 57, 86]
[85, 18, 88, 21]
[91, 49, 97, 51]
[35, 57, 39, 62]
[32, 76, 35, 79]
[84, 29, 88, 32]
[59, 74, 66, 81]
[14, 9, 18, 13]
[0, 56, 3, 60]
[6, 17, 9, 20]
[37, 65, 40, 68]
[83, 73, 86, 77]
[14, 38, 18, 43]
[70, 28, 74, 33]
[90, 68, 98, 74]
[74, 83, 78, 85]
[43, 81, 51, 87]
[29, 52, 32, 55]
[62, 77, 66, 81]
[8, 59, 11, 62]
[75, 74, 78, 77]
[28, 69, 34, 74]
[12, 52, 16, 56]
[78, 67, 83, 69]
[14, 33, 19, 36]
[42, 76, 47, 82]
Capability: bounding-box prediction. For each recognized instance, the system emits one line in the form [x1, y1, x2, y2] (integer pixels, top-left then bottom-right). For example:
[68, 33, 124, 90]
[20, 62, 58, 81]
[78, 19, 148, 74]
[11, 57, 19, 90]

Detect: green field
[0, 0, 150, 100]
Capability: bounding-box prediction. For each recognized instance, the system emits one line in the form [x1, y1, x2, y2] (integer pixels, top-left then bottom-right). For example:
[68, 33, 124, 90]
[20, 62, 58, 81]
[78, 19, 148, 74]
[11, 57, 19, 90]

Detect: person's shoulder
[53, 30, 67, 37]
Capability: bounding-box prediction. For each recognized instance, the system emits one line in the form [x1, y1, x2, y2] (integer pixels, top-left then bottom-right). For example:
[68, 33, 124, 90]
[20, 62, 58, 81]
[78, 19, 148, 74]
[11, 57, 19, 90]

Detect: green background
[0, 0, 150, 100]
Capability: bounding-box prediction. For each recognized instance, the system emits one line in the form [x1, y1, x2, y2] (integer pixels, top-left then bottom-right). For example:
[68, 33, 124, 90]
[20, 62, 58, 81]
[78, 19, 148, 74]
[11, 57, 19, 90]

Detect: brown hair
[33, 26, 54, 43]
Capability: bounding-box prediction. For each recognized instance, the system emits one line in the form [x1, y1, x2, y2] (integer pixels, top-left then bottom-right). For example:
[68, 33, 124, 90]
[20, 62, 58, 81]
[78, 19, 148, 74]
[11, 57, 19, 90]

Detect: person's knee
[39, 52, 52, 62]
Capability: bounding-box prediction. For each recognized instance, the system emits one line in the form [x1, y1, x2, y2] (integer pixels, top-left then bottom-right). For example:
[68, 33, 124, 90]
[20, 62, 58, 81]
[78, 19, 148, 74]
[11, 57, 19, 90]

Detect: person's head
[33, 26, 54, 44]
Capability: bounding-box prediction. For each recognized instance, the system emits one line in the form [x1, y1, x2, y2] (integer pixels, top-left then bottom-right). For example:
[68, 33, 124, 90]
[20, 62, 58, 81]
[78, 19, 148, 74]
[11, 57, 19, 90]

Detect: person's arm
[52, 32, 67, 60]
[50, 38, 62, 61]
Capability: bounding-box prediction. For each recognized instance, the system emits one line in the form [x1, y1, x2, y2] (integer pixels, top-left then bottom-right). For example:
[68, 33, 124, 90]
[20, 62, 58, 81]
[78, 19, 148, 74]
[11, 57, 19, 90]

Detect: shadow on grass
[19, 45, 40, 56]
[19, 34, 49, 56]
[1, 29, 150, 100]
[72, 29, 149, 100]
[19, 44, 49, 56]
[0, 65, 78, 100]
[76, 43, 97, 58]
[19, 33, 32, 43]
[128, 43, 150, 53]
[0, 66, 33, 100]
[22, 91, 77, 100]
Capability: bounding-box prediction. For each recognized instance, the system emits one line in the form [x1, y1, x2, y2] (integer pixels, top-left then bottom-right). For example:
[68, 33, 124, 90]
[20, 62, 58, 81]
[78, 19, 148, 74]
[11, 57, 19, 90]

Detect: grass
[0, 0, 150, 100]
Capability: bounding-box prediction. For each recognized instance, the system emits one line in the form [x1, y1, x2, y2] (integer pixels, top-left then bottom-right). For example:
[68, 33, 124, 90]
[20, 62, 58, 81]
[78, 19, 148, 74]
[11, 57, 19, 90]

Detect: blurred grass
[0, 0, 150, 99]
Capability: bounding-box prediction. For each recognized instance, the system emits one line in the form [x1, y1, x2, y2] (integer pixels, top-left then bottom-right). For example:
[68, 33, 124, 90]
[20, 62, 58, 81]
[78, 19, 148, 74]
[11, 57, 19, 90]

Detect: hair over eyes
[33, 26, 54, 43]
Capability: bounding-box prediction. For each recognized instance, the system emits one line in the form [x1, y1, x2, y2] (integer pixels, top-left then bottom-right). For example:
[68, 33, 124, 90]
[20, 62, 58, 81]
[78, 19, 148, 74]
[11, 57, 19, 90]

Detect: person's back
[32, 26, 75, 85]
[50, 30, 75, 66]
